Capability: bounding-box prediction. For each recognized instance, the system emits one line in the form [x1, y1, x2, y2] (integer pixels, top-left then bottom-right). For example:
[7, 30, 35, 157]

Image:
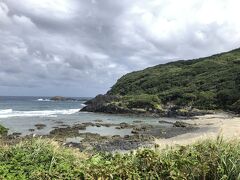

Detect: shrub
[1, 138, 240, 179]
[0, 124, 8, 136]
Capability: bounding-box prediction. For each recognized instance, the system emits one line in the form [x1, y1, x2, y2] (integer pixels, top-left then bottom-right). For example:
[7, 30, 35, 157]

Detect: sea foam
[0, 109, 79, 118]
[37, 98, 51, 102]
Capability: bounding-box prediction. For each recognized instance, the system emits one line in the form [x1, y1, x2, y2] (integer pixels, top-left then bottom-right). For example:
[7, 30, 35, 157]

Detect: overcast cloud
[0, 0, 240, 96]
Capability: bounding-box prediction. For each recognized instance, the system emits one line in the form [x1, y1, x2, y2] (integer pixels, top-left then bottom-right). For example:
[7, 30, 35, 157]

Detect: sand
[155, 112, 240, 148]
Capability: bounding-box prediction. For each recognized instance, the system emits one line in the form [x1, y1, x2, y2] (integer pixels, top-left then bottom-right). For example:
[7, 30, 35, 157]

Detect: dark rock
[49, 124, 86, 137]
[133, 120, 143, 123]
[131, 130, 139, 134]
[80, 94, 131, 114]
[29, 129, 35, 132]
[96, 124, 101, 127]
[12, 132, 21, 136]
[112, 135, 121, 138]
[159, 120, 174, 124]
[173, 121, 193, 128]
[35, 124, 46, 130]
[119, 122, 131, 129]
[82, 122, 95, 126]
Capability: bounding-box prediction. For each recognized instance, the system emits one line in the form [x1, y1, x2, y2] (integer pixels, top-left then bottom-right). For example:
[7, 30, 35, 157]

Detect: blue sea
[0, 96, 174, 137]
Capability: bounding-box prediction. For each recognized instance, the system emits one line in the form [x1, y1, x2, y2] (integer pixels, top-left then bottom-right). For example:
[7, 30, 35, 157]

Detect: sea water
[0, 96, 175, 136]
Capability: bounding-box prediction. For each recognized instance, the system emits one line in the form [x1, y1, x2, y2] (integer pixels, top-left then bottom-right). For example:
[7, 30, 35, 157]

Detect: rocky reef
[50, 96, 77, 101]
[81, 94, 210, 117]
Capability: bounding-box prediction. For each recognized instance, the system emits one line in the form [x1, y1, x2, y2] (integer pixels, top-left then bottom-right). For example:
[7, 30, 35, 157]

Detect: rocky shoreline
[80, 94, 212, 117]
[1, 120, 198, 152]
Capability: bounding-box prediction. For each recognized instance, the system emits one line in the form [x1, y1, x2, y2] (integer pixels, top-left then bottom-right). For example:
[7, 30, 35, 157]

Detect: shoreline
[1, 112, 240, 152]
[155, 112, 240, 148]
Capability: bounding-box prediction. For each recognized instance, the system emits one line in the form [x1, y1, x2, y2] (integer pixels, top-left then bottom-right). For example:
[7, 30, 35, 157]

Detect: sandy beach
[155, 112, 240, 148]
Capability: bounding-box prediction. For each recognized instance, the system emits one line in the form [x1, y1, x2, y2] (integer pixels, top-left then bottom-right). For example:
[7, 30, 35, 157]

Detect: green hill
[82, 48, 240, 115]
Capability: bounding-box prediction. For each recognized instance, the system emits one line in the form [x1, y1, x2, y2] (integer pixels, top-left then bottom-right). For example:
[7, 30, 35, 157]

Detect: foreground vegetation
[108, 48, 240, 113]
[0, 125, 8, 136]
[0, 137, 240, 179]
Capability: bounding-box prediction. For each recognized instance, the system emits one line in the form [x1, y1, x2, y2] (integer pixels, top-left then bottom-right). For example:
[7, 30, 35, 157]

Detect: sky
[1, 0, 240, 97]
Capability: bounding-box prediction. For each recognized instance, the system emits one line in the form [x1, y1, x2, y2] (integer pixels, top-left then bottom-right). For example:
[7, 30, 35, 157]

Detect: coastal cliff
[81, 48, 240, 116]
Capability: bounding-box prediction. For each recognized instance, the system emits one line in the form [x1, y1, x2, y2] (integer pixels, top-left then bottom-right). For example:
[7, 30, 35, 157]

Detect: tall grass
[0, 137, 240, 179]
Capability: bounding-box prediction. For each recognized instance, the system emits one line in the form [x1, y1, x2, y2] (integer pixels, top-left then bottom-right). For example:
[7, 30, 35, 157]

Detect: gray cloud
[0, 0, 240, 96]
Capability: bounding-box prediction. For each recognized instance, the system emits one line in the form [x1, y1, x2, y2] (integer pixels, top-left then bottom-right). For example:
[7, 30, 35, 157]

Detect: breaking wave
[0, 109, 79, 118]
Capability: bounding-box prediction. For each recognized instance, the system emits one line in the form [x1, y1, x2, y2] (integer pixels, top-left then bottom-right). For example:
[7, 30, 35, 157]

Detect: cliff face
[81, 48, 240, 116]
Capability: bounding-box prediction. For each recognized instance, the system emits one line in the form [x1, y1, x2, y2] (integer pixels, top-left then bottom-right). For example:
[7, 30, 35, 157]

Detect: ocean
[0, 96, 173, 137]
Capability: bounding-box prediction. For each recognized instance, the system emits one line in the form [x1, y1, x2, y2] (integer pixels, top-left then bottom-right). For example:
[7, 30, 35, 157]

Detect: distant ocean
[0, 96, 87, 119]
[0, 96, 172, 136]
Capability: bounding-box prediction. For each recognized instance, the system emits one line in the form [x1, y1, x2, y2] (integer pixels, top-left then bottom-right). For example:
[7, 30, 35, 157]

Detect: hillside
[82, 48, 240, 116]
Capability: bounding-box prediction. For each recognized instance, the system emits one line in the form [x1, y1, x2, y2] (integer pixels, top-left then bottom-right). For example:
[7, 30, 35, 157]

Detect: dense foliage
[0, 138, 240, 179]
[0, 124, 8, 136]
[109, 48, 240, 112]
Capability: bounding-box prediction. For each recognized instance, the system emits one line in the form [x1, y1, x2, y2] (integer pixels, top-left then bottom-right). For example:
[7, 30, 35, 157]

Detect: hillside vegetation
[106, 48, 240, 114]
[0, 138, 240, 179]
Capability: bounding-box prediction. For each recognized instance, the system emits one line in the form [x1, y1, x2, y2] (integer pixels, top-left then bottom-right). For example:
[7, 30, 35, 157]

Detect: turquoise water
[0, 96, 175, 136]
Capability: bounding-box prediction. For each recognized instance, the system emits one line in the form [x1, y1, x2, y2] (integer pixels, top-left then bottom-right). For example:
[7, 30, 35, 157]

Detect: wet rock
[82, 122, 95, 126]
[49, 126, 80, 137]
[55, 121, 64, 124]
[72, 124, 86, 130]
[173, 121, 193, 128]
[133, 120, 143, 123]
[112, 135, 121, 138]
[96, 124, 101, 127]
[119, 122, 130, 129]
[158, 120, 173, 124]
[131, 130, 139, 134]
[12, 132, 21, 136]
[94, 119, 103, 122]
[35, 124, 46, 130]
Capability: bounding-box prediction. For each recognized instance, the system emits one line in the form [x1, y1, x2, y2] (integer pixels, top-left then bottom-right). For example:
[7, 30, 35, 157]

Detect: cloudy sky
[1, 0, 240, 97]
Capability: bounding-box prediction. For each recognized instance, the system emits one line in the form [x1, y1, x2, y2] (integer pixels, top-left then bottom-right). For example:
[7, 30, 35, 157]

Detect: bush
[1, 138, 240, 179]
[123, 94, 161, 109]
[0, 124, 8, 136]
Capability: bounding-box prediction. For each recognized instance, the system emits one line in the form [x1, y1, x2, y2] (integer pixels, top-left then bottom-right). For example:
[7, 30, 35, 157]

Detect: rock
[96, 124, 101, 127]
[82, 122, 94, 126]
[119, 122, 130, 129]
[72, 124, 87, 130]
[29, 129, 35, 132]
[158, 120, 173, 124]
[94, 119, 103, 122]
[173, 121, 193, 128]
[133, 120, 143, 123]
[50, 96, 76, 101]
[80, 94, 131, 114]
[131, 130, 139, 134]
[112, 135, 121, 138]
[11, 132, 22, 137]
[35, 124, 46, 130]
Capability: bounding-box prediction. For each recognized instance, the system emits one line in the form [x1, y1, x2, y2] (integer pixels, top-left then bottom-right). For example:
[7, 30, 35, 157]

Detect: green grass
[0, 137, 240, 179]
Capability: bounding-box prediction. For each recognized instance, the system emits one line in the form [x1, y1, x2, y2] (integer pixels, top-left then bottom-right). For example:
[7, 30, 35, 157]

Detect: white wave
[0, 109, 79, 118]
[0, 109, 13, 114]
[37, 98, 51, 102]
